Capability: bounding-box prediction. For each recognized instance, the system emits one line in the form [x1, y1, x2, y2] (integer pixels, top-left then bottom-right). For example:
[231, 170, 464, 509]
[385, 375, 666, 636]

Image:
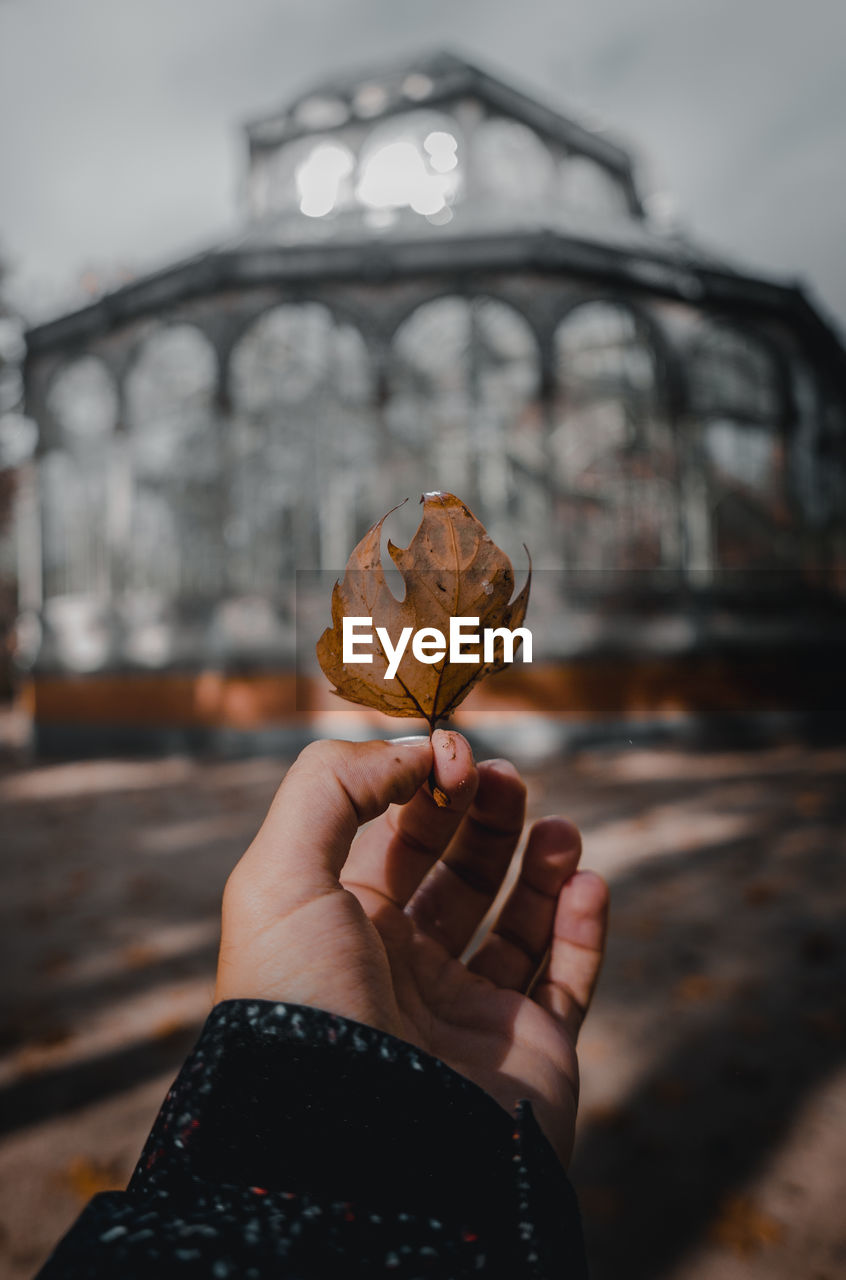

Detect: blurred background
[1, 3, 845, 1277]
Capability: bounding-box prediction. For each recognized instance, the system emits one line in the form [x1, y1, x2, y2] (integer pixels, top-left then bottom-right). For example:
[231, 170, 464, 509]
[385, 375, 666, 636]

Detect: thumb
[244, 737, 433, 893]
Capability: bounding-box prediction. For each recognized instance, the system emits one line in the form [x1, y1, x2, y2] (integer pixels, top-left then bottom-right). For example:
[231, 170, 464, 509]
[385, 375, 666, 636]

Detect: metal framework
[18, 51, 846, 683]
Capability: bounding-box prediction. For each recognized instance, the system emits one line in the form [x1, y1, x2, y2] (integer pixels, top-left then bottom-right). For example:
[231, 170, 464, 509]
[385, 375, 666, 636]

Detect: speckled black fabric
[36, 1000, 588, 1278]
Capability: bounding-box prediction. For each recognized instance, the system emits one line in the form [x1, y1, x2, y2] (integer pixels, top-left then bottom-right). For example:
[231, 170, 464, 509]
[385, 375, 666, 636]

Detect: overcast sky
[1, 0, 844, 337]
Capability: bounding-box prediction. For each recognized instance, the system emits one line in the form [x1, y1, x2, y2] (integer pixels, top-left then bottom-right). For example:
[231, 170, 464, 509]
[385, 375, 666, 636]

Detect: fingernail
[390, 735, 430, 746]
[432, 728, 474, 763]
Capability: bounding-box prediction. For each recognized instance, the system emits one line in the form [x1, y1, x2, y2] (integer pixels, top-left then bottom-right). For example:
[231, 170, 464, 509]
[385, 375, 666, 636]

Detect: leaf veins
[316, 491, 531, 729]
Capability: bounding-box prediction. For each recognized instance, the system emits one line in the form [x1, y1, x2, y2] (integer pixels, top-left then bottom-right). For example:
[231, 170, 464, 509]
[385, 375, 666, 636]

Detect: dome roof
[23, 50, 846, 396]
[245, 48, 637, 189]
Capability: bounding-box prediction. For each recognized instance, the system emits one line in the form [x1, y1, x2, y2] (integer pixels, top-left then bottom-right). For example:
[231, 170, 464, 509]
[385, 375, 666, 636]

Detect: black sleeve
[36, 999, 588, 1279]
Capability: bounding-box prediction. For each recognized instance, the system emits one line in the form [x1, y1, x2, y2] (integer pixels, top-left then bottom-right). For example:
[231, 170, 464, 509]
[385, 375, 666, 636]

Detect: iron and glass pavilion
[17, 51, 846, 747]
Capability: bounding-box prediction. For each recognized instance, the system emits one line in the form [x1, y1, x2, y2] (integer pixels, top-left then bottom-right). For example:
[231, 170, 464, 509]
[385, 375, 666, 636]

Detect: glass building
[15, 51, 846, 748]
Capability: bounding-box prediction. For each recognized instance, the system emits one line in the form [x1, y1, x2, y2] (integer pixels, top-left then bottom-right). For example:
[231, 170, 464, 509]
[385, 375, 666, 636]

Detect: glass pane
[556, 302, 656, 402]
[558, 155, 630, 219]
[126, 324, 217, 477]
[264, 135, 356, 216]
[41, 449, 110, 598]
[390, 296, 469, 404]
[129, 489, 180, 596]
[711, 489, 799, 572]
[552, 302, 676, 570]
[473, 118, 555, 205]
[47, 356, 118, 446]
[232, 305, 332, 411]
[125, 324, 220, 597]
[689, 324, 781, 421]
[689, 327, 796, 576]
[356, 110, 463, 218]
[228, 304, 376, 579]
[386, 295, 542, 557]
[703, 419, 777, 494]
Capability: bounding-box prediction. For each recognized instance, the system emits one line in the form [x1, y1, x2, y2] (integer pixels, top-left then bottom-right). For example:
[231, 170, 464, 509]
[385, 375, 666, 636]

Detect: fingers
[466, 819, 609, 1043]
[533, 870, 609, 1042]
[234, 737, 433, 912]
[403, 760, 527, 956]
[341, 730, 478, 913]
[466, 817, 582, 989]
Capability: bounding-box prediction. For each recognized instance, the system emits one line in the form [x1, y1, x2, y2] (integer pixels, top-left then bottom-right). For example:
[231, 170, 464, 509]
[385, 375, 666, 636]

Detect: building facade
[17, 52, 846, 747]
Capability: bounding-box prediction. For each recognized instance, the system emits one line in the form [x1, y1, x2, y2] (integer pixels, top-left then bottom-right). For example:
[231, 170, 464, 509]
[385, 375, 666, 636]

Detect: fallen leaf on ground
[795, 789, 825, 817]
[122, 943, 160, 970]
[152, 1016, 196, 1041]
[317, 492, 531, 729]
[57, 1156, 124, 1201]
[743, 878, 784, 906]
[673, 973, 718, 1003]
[709, 1194, 784, 1256]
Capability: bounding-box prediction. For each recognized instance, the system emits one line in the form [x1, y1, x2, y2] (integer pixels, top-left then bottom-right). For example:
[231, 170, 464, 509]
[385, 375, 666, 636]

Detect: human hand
[215, 732, 609, 1167]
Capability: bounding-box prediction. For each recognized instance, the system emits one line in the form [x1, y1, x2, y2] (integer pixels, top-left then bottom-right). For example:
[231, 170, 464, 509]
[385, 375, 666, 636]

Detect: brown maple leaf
[316, 492, 531, 731]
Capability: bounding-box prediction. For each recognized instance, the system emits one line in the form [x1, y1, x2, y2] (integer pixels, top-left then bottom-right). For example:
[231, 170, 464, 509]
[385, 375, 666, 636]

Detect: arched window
[557, 155, 630, 220]
[356, 110, 463, 220]
[473, 119, 555, 208]
[552, 301, 677, 571]
[41, 357, 118, 603]
[228, 304, 375, 587]
[689, 324, 781, 423]
[47, 356, 118, 448]
[686, 322, 793, 573]
[125, 324, 220, 599]
[818, 402, 846, 535]
[40, 449, 88, 599]
[42, 591, 112, 672]
[262, 134, 357, 218]
[257, 110, 464, 225]
[126, 325, 217, 477]
[702, 420, 778, 495]
[386, 295, 542, 557]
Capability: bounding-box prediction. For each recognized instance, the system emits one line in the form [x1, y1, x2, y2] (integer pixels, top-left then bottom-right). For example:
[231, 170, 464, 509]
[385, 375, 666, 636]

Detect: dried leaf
[121, 943, 159, 970]
[709, 1194, 783, 1255]
[58, 1156, 124, 1201]
[673, 973, 718, 1003]
[317, 492, 531, 728]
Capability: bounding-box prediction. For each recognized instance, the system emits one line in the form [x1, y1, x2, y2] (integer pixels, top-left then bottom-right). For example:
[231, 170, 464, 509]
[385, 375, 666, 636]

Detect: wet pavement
[1, 733, 844, 1279]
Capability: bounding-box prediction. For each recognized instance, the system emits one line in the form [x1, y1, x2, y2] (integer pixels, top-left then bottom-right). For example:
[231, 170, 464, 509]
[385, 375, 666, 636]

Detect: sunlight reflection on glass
[0, 411, 38, 467]
[296, 141, 354, 217]
[353, 83, 389, 118]
[48, 356, 118, 444]
[424, 130, 458, 173]
[428, 206, 454, 225]
[293, 95, 349, 129]
[357, 132, 459, 216]
[402, 72, 434, 101]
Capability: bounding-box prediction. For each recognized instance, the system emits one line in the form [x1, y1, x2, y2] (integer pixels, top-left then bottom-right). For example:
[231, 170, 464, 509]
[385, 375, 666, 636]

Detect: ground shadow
[0, 742, 844, 1279]
[569, 790, 845, 1278]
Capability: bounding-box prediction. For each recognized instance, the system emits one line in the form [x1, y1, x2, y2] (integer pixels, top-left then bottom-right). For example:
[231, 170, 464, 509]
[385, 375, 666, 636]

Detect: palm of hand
[368, 901, 581, 1167]
[216, 734, 607, 1169]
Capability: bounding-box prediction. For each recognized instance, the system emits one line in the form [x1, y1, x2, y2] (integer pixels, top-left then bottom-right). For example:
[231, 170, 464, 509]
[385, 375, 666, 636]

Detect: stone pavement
[0, 735, 844, 1279]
